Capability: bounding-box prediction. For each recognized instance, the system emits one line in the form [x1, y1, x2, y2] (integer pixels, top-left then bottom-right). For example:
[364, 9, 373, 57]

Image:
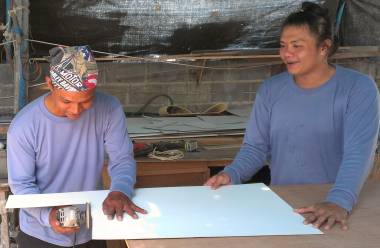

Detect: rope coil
[148, 148, 184, 161]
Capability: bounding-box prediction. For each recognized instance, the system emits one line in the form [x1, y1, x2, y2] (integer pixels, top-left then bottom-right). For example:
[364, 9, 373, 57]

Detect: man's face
[49, 85, 95, 120]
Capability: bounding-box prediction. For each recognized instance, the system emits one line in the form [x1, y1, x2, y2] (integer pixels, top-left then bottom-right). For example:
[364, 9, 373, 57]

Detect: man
[7, 45, 146, 247]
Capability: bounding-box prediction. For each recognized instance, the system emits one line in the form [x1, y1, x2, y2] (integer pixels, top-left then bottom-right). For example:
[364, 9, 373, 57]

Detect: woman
[205, 2, 379, 231]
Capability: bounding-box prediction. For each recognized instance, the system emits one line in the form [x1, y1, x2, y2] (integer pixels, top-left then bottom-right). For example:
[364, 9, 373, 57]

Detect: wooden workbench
[135, 146, 238, 188]
[102, 147, 238, 189]
[102, 136, 243, 189]
[126, 181, 380, 248]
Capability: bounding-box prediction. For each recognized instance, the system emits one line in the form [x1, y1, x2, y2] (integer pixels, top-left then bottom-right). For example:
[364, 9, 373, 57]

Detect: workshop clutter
[159, 103, 228, 117]
[133, 140, 198, 160]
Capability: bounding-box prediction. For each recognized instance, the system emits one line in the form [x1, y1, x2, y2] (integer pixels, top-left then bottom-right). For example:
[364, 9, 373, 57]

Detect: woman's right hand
[204, 172, 231, 189]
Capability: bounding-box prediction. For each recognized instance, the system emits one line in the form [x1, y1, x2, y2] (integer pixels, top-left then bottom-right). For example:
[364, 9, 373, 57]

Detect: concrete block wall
[2, 57, 380, 116]
[95, 58, 380, 115]
[0, 64, 14, 115]
[96, 60, 273, 114]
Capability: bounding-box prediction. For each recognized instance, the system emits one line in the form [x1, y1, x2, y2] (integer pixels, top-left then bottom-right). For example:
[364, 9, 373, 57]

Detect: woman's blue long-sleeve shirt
[224, 65, 379, 212]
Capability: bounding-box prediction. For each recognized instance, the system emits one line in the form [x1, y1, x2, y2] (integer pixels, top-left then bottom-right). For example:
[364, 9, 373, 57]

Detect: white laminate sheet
[6, 183, 323, 239]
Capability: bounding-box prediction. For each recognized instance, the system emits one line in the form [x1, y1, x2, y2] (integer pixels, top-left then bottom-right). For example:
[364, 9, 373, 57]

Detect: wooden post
[0, 184, 10, 248]
[4, 2, 29, 248]
[11, 0, 29, 113]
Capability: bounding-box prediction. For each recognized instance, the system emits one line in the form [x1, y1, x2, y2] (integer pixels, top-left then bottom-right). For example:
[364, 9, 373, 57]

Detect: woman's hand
[295, 202, 349, 230]
[204, 172, 231, 189]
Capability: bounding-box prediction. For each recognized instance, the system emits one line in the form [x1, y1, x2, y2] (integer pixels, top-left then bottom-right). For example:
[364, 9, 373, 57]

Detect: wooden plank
[135, 165, 210, 188]
[106, 240, 127, 248]
[30, 46, 380, 62]
[137, 163, 209, 176]
[103, 162, 210, 189]
[369, 155, 380, 181]
[0, 125, 9, 135]
[0, 185, 10, 248]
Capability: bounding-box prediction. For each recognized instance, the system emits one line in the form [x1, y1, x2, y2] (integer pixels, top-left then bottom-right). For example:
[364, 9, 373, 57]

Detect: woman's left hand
[294, 202, 349, 230]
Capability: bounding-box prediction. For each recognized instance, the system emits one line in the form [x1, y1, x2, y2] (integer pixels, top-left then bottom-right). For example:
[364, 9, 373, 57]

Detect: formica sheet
[6, 183, 322, 239]
[5, 190, 97, 208]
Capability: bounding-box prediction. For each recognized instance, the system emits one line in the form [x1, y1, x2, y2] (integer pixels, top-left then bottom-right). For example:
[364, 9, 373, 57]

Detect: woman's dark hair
[281, 1, 337, 57]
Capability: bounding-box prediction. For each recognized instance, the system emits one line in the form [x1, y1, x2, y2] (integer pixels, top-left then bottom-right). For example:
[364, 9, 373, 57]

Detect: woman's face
[279, 25, 328, 77]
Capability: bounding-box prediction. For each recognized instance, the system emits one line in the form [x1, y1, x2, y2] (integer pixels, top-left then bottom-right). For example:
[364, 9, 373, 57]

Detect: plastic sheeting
[30, 0, 324, 56]
[341, 0, 380, 46]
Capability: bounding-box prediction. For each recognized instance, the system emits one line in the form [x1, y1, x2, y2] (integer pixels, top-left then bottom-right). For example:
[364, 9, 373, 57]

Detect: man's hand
[204, 172, 231, 189]
[49, 206, 80, 234]
[102, 191, 147, 221]
[295, 202, 349, 230]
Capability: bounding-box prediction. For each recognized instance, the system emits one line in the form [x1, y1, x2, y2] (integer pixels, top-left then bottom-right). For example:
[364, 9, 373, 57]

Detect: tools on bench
[133, 140, 198, 159]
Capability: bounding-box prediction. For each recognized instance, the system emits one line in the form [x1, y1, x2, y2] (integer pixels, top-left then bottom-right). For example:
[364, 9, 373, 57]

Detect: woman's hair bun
[301, 1, 329, 17]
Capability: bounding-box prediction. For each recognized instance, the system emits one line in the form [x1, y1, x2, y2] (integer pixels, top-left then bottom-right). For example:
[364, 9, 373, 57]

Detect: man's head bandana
[48, 45, 98, 92]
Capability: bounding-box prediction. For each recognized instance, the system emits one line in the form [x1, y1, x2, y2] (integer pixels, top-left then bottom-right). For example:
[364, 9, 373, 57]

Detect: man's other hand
[204, 172, 231, 189]
[49, 206, 80, 234]
[295, 202, 349, 231]
[102, 191, 147, 221]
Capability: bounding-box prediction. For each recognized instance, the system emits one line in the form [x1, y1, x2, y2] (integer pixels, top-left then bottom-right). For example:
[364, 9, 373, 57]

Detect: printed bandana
[49, 46, 98, 92]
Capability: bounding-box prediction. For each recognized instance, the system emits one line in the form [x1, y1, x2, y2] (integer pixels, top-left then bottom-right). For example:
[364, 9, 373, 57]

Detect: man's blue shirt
[7, 92, 136, 246]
